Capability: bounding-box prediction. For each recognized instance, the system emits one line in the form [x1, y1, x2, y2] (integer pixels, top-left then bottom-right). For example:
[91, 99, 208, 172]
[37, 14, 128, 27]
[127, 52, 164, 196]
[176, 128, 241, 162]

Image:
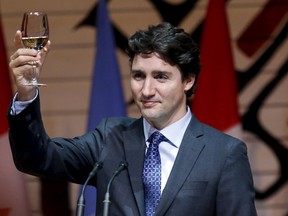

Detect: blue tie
[143, 131, 168, 216]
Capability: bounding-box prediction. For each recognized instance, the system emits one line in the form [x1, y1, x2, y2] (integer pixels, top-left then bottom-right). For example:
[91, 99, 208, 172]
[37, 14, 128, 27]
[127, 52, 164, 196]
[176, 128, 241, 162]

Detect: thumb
[14, 30, 24, 49]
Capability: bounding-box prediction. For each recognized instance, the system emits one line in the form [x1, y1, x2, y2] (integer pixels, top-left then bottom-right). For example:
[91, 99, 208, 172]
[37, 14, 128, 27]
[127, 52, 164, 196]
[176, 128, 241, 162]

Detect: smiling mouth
[141, 100, 158, 108]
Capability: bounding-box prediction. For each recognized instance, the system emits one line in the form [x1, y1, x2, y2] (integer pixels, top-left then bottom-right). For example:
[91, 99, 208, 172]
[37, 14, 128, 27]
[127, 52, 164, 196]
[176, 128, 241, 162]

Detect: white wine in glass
[21, 11, 49, 86]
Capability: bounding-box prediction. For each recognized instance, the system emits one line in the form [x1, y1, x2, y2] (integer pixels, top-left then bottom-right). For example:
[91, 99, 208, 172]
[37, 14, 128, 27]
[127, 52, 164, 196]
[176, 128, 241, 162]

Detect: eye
[155, 73, 168, 81]
[132, 71, 145, 81]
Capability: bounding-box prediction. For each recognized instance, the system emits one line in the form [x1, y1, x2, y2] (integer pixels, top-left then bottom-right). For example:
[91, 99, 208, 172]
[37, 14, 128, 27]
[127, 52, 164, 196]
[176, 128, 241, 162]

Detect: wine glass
[21, 11, 49, 86]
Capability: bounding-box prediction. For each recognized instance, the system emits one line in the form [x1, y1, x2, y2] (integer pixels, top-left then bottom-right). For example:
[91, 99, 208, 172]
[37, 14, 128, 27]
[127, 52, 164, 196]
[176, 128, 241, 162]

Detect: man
[8, 22, 257, 215]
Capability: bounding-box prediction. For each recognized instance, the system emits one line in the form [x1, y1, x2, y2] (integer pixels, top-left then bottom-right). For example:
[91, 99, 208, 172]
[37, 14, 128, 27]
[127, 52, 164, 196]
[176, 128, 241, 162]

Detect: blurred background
[0, 0, 287, 215]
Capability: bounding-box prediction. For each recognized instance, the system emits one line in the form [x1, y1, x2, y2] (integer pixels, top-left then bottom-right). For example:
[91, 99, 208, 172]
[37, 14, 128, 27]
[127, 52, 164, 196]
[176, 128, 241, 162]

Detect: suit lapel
[123, 118, 146, 216]
[156, 117, 205, 215]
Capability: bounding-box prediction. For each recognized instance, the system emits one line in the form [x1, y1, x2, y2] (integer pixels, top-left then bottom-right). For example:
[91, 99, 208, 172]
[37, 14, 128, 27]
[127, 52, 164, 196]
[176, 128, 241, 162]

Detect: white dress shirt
[10, 91, 38, 115]
[143, 108, 192, 193]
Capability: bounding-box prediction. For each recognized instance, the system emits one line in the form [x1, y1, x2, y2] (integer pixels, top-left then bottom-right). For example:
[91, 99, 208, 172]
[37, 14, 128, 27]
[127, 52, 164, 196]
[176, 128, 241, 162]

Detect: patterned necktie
[143, 131, 168, 216]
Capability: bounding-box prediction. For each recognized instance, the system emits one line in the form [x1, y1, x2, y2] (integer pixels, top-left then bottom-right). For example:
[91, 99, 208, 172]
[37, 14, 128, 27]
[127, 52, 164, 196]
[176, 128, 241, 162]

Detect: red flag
[191, 0, 241, 136]
[0, 14, 31, 216]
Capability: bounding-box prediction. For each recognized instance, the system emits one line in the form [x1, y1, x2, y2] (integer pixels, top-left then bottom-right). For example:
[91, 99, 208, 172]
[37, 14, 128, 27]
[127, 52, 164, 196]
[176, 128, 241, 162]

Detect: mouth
[141, 100, 158, 108]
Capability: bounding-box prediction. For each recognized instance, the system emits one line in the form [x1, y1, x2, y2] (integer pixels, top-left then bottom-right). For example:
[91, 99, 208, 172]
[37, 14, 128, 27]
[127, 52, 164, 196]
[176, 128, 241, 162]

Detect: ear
[184, 75, 195, 92]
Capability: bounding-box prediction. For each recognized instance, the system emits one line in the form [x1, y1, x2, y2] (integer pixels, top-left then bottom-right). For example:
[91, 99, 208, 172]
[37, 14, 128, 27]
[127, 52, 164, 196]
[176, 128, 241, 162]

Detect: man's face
[130, 52, 194, 129]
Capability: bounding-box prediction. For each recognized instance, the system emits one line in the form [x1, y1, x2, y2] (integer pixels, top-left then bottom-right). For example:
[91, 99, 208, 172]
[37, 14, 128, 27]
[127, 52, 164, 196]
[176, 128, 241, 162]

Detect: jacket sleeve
[216, 140, 257, 216]
[7, 95, 102, 184]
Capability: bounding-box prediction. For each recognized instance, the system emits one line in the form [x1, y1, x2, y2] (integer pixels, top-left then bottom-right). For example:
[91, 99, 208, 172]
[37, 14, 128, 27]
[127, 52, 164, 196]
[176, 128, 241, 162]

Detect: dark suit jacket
[8, 96, 257, 216]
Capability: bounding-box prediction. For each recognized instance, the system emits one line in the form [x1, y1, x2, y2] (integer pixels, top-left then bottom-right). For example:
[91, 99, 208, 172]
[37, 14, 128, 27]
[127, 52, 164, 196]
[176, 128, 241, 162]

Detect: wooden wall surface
[1, 0, 287, 215]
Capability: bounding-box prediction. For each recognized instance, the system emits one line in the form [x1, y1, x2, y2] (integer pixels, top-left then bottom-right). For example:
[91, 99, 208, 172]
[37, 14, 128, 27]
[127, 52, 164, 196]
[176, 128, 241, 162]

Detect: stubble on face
[130, 53, 194, 129]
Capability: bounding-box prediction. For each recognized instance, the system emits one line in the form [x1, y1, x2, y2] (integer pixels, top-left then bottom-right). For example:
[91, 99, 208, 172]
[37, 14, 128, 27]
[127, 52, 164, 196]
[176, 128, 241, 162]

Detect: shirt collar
[143, 107, 192, 148]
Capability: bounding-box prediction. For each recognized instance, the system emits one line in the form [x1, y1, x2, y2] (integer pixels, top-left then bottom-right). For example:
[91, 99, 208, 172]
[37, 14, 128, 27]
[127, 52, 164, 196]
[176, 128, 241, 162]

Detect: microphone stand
[103, 161, 128, 216]
[76, 161, 103, 216]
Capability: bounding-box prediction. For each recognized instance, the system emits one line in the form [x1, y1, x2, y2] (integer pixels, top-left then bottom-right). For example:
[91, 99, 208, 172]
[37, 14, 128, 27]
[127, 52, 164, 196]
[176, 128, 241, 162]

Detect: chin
[141, 111, 160, 121]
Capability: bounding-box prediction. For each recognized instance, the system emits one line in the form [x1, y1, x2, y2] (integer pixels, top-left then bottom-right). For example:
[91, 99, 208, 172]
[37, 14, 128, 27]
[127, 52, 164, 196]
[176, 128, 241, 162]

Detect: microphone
[76, 161, 103, 216]
[103, 161, 128, 216]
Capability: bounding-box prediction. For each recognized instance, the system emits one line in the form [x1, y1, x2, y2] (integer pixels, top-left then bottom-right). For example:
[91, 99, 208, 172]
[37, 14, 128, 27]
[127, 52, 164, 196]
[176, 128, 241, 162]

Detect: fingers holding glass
[9, 49, 42, 87]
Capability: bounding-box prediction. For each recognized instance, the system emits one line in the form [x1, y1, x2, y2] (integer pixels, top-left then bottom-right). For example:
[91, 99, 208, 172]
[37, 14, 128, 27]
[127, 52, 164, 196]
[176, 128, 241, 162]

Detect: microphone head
[119, 161, 128, 168]
[97, 161, 104, 169]
[89, 161, 104, 177]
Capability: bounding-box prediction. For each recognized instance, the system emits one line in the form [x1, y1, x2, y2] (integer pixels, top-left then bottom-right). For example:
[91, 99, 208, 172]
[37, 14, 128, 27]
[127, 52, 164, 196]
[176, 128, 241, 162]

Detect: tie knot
[148, 131, 168, 146]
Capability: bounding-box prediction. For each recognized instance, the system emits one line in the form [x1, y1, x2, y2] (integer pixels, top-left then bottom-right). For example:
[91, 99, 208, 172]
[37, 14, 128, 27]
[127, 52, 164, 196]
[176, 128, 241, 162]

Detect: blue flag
[83, 0, 126, 215]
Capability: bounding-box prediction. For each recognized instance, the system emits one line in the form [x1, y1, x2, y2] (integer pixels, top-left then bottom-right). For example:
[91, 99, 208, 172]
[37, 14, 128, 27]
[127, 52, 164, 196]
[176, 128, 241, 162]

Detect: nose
[141, 78, 155, 97]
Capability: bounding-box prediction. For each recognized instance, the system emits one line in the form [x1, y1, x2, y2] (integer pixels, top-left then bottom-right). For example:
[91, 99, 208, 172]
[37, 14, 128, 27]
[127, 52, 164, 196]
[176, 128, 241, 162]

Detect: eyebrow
[151, 70, 173, 76]
[131, 69, 172, 74]
[130, 70, 143, 76]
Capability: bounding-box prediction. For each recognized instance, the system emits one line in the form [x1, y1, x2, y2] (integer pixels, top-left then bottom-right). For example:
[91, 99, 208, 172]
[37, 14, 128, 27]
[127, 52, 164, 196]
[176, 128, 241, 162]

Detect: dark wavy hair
[126, 22, 201, 97]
